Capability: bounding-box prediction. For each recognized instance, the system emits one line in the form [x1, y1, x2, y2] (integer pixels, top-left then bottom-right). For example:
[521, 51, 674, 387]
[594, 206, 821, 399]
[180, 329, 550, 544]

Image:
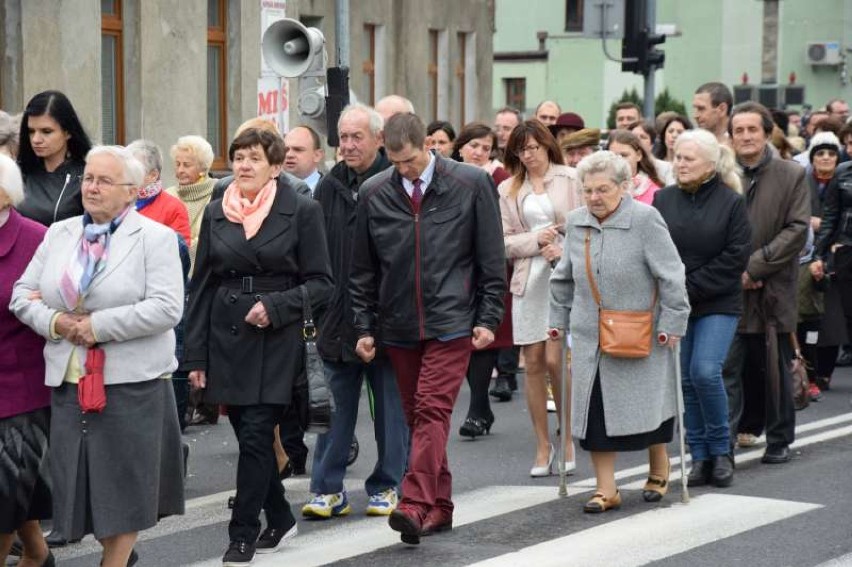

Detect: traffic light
[621, 0, 644, 73]
[621, 0, 665, 75]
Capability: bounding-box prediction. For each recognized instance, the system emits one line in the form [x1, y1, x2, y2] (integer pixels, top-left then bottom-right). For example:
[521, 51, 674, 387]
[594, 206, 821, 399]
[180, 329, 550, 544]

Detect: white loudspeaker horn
[262, 19, 326, 78]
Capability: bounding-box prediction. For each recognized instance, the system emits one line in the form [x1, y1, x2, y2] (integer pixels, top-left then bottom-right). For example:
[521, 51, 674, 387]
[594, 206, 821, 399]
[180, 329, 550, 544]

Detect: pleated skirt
[50, 379, 185, 540]
[0, 407, 52, 532]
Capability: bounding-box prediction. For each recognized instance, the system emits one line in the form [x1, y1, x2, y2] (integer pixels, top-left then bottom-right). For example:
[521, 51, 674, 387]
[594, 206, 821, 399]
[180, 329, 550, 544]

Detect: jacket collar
[572, 193, 635, 230]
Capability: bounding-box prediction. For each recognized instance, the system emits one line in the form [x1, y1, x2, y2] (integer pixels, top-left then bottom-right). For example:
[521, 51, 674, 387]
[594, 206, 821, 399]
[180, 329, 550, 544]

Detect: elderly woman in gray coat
[549, 151, 689, 514]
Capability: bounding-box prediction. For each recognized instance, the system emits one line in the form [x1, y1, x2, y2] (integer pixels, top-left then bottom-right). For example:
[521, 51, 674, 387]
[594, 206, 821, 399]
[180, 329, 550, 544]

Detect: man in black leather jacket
[350, 112, 506, 544]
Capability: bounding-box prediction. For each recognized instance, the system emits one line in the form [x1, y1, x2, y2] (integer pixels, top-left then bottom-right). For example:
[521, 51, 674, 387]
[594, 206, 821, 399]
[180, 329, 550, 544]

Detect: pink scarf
[222, 179, 277, 239]
[631, 172, 661, 205]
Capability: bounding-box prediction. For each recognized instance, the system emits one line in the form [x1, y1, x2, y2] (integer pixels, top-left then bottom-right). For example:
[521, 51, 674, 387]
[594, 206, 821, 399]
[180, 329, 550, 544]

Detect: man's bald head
[375, 95, 415, 123]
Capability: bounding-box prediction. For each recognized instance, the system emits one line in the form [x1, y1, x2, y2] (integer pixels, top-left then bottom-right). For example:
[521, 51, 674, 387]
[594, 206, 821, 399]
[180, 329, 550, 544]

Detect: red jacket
[138, 191, 192, 247]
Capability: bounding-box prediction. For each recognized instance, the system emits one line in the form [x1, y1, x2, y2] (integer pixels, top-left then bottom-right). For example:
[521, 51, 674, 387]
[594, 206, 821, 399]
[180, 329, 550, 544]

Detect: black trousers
[496, 346, 520, 378]
[277, 404, 308, 467]
[722, 333, 795, 449]
[227, 404, 294, 543]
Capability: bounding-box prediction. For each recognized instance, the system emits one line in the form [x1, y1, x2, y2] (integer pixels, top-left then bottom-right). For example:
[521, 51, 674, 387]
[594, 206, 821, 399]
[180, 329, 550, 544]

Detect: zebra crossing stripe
[464, 494, 821, 567]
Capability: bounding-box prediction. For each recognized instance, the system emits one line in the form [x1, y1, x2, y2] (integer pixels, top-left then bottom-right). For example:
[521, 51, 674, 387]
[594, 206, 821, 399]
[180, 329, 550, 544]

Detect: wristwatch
[657, 332, 668, 345]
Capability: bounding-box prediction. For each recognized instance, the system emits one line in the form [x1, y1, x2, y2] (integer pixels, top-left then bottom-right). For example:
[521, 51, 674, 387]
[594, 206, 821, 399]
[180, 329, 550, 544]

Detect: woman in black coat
[185, 128, 332, 566]
[652, 128, 751, 489]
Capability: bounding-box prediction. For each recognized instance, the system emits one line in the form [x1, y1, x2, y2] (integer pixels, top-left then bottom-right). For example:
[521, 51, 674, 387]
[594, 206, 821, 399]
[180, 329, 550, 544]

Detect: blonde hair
[674, 129, 742, 193]
[169, 135, 214, 173]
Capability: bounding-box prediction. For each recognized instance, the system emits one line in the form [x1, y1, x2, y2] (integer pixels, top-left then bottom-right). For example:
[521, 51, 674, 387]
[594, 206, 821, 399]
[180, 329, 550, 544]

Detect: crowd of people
[1, 81, 849, 566]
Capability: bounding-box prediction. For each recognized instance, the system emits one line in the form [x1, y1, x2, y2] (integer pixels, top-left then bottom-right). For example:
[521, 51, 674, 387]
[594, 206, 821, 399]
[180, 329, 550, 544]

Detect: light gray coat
[549, 195, 690, 438]
[11, 210, 184, 386]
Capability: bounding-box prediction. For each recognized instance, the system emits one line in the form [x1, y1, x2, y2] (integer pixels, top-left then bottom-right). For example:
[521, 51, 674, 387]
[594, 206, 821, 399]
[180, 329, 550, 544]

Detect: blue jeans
[309, 358, 409, 496]
[680, 314, 738, 461]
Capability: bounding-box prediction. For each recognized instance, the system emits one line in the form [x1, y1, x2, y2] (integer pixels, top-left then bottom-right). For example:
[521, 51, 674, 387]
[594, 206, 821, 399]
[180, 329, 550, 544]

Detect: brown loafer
[642, 456, 671, 502]
[583, 491, 622, 513]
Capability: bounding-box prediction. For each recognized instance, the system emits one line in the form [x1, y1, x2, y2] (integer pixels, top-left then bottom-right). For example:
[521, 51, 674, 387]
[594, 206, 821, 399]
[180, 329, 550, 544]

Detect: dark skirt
[50, 379, 185, 540]
[580, 373, 674, 452]
[0, 407, 52, 533]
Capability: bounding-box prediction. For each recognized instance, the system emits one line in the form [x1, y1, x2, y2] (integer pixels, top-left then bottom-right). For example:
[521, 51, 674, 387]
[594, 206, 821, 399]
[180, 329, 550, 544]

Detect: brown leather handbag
[585, 228, 656, 359]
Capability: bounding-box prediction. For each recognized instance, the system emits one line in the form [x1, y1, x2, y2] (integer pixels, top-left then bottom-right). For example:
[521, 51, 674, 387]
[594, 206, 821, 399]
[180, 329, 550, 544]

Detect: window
[565, 0, 583, 32]
[505, 78, 526, 113]
[101, 0, 124, 144]
[456, 32, 476, 126]
[363, 24, 376, 106]
[456, 32, 467, 126]
[207, 0, 227, 170]
[427, 30, 439, 122]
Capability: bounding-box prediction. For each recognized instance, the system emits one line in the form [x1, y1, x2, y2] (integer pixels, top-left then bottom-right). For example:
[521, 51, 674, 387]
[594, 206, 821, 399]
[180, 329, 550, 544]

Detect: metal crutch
[673, 342, 690, 503]
[558, 337, 570, 497]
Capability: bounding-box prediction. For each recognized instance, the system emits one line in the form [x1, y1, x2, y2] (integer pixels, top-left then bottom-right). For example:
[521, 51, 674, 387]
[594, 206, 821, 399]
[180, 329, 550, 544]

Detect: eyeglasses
[515, 144, 541, 157]
[81, 176, 136, 190]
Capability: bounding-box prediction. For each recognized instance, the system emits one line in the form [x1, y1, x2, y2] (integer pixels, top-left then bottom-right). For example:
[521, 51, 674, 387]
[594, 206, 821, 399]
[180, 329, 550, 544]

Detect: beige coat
[499, 164, 582, 295]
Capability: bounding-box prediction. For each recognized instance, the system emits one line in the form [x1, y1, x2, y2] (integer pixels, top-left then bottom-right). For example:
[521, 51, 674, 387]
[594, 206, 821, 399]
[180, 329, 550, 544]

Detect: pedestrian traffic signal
[621, 0, 665, 76]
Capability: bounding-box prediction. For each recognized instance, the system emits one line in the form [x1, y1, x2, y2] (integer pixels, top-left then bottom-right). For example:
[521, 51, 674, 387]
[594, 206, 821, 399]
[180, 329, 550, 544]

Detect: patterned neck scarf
[59, 206, 132, 310]
[136, 179, 163, 210]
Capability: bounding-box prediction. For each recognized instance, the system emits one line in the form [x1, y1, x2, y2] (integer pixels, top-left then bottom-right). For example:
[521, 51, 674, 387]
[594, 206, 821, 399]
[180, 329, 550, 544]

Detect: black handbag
[300, 286, 335, 433]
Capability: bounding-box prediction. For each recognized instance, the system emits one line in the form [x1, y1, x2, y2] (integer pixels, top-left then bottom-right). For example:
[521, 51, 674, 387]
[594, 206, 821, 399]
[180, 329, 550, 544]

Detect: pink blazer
[498, 164, 582, 296]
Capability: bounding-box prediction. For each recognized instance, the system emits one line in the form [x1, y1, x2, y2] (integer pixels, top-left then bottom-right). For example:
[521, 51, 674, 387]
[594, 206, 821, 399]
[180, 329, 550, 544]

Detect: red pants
[386, 337, 472, 516]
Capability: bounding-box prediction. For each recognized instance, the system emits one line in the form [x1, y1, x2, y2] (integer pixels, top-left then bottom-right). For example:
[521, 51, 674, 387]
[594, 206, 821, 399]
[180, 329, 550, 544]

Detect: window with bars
[208, 0, 227, 170]
[101, 0, 124, 144]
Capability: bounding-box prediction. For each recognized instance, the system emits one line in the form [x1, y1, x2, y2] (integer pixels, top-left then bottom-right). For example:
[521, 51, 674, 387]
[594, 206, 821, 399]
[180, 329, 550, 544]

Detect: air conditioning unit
[806, 42, 842, 65]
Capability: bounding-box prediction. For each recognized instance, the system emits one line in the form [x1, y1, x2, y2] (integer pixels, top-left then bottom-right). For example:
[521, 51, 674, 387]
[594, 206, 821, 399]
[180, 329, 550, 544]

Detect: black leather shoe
[687, 460, 712, 487]
[45, 531, 80, 548]
[489, 377, 513, 401]
[711, 454, 735, 487]
[507, 374, 518, 391]
[459, 414, 494, 439]
[761, 444, 791, 464]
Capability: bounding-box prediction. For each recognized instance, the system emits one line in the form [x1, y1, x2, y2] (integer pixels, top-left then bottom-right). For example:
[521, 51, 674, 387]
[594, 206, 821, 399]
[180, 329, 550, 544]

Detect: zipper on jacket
[413, 206, 426, 340]
[53, 173, 71, 223]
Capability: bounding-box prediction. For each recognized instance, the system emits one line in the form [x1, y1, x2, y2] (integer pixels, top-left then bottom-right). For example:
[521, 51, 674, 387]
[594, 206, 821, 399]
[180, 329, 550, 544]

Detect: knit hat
[561, 128, 601, 150]
[808, 131, 842, 163]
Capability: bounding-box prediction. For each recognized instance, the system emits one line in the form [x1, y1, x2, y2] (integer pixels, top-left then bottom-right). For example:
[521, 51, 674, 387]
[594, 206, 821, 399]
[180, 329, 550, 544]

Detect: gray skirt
[50, 379, 185, 540]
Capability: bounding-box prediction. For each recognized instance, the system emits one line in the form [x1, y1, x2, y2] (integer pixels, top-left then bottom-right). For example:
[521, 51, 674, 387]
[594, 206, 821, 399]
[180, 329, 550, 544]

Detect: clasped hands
[55, 312, 97, 348]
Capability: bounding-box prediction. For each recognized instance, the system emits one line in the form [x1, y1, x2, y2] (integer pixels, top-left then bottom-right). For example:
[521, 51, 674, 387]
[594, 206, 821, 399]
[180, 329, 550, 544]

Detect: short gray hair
[0, 111, 20, 157]
[86, 145, 146, 188]
[127, 139, 163, 175]
[0, 153, 24, 207]
[576, 150, 632, 187]
[169, 135, 214, 173]
[339, 103, 384, 137]
[376, 94, 415, 116]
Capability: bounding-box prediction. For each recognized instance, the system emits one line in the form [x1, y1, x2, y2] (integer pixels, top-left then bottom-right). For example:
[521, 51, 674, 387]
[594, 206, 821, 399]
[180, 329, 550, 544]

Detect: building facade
[493, 0, 852, 127]
[0, 0, 494, 183]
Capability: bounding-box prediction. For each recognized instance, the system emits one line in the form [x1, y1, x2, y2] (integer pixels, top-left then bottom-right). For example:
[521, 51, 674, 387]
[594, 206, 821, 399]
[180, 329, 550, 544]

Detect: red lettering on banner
[258, 91, 277, 115]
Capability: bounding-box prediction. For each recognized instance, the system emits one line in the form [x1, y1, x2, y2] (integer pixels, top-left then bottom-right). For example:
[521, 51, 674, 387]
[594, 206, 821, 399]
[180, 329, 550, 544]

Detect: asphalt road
[27, 366, 852, 567]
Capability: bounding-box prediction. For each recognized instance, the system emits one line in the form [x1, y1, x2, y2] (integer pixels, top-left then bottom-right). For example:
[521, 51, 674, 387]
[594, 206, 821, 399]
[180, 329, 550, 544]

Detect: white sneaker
[365, 488, 398, 516]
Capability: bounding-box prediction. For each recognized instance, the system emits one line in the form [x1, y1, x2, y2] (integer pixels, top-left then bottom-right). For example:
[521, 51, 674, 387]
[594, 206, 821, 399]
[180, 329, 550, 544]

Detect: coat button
[229, 270, 237, 277]
[229, 295, 237, 303]
[230, 326, 238, 335]
[255, 265, 263, 272]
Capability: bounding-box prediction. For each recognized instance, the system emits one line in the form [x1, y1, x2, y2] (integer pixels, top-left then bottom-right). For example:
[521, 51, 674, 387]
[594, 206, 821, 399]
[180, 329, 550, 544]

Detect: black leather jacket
[815, 161, 852, 259]
[349, 155, 506, 342]
[17, 160, 85, 226]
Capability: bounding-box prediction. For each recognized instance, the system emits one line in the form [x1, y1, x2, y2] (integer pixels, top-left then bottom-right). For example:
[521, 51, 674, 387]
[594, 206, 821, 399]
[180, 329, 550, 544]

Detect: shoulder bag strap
[300, 285, 316, 340]
[585, 226, 658, 310]
[584, 228, 602, 307]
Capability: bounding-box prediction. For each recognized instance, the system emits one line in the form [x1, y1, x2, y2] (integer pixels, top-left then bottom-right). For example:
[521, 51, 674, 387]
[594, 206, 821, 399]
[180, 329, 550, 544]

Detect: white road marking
[813, 552, 852, 567]
[184, 485, 578, 567]
[465, 494, 821, 567]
